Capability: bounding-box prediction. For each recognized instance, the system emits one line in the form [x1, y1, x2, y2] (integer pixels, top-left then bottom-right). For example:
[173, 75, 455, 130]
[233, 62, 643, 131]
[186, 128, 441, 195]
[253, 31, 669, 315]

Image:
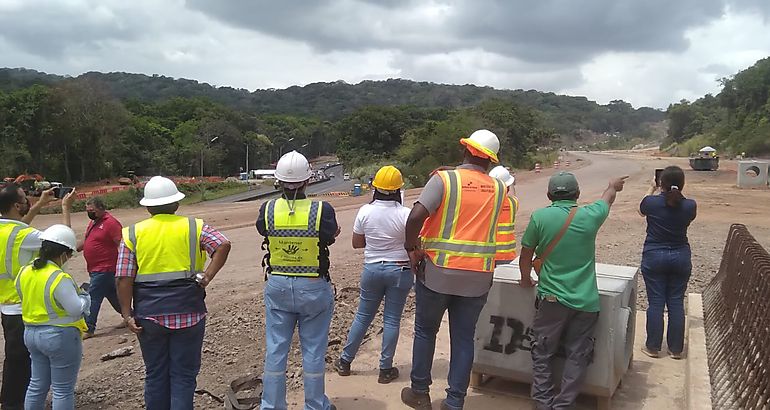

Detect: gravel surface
[6, 152, 768, 409]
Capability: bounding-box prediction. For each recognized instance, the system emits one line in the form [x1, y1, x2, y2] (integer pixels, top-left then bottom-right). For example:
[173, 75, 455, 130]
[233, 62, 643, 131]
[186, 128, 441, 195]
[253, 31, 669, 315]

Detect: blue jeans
[641, 247, 692, 354]
[410, 280, 489, 410]
[85, 271, 121, 334]
[137, 318, 205, 410]
[261, 276, 334, 410]
[23, 325, 82, 410]
[341, 262, 413, 369]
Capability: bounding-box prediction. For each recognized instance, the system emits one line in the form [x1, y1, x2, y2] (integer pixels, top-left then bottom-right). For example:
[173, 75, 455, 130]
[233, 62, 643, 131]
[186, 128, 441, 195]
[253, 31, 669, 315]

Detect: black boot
[378, 367, 399, 384]
[333, 357, 351, 376]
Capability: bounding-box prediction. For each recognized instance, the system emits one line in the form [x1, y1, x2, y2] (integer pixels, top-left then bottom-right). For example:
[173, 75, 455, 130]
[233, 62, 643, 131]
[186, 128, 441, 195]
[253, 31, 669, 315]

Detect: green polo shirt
[521, 199, 610, 312]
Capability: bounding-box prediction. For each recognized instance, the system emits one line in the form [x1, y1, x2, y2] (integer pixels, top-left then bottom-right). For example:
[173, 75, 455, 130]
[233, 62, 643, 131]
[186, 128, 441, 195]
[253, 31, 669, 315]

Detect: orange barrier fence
[308, 191, 350, 198]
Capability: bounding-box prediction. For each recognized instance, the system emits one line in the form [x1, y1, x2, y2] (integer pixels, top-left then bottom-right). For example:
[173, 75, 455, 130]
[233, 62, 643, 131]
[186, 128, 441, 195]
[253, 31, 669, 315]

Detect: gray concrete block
[737, 160, 769, 188]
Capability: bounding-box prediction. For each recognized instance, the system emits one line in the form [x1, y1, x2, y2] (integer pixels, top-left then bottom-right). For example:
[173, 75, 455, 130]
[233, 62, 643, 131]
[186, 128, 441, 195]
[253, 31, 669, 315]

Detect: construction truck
[3, 174, 47, 196]
[118, 170, 140, 185]
[2, 174, 73, 199]
[690, 146, 719, 171]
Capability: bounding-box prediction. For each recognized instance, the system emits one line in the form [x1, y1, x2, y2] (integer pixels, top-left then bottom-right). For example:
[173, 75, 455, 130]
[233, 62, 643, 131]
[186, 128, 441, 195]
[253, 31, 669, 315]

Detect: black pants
[1, 314, 30, 410]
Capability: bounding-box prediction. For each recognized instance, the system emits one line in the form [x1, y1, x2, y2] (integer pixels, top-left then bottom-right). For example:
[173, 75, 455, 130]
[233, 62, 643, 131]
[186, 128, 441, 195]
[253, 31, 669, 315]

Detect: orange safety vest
[420, 169, 505, 272]
[495, 196, 518, 263]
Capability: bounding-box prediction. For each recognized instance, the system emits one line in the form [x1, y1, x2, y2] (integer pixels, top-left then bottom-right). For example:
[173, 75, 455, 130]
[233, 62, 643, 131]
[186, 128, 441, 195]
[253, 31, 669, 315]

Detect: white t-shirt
[0, 219, 43, 315]
[353, 200, 411, 263]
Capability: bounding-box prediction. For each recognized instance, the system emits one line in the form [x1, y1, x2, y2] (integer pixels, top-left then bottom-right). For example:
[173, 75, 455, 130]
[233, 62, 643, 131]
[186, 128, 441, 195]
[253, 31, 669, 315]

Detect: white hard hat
[489, 165, 515, 187]
[460, 129, 500, 163]
[40, 224, 77, 252]
[140, 176, 186, 207]
[275, 151, 312, 183]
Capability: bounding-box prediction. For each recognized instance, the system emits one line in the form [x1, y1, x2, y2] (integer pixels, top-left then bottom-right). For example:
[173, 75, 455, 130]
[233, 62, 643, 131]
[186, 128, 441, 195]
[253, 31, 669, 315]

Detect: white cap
[40, 224, 77, 252]
[275, 151, 312, 183]
[489, 165, 515, 187]
[140, 176, 186, 207]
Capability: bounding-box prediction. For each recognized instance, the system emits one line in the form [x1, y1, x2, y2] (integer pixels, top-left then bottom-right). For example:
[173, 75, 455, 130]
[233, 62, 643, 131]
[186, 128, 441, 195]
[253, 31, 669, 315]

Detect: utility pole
[200, 136, 219, 177]
[279, 137, 295, 159]
[245, 142, 249, 175]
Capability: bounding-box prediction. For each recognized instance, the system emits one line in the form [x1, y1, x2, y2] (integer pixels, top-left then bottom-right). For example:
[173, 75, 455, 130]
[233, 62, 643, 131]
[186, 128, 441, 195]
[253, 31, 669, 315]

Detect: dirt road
[2, 150, 768, 409]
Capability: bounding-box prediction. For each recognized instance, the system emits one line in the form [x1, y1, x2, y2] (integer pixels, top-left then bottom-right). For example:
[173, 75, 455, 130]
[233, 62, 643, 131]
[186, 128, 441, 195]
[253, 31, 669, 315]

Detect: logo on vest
[282, 244, 300, 255]
[463, 180, 494, 193]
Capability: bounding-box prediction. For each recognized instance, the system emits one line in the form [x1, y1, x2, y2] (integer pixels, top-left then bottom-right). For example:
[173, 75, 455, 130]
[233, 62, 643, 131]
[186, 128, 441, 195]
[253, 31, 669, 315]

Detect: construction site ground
[2, 150, 769, 409]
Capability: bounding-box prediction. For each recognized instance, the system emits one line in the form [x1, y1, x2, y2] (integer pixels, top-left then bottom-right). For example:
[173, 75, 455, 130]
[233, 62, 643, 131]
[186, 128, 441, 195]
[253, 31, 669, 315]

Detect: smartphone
[79, 282, 90, 292]
[54, 187, 74, 199]
[416, 258, 426, 274]
[415, 258, 426, 282]
[654, 169, 664, 187]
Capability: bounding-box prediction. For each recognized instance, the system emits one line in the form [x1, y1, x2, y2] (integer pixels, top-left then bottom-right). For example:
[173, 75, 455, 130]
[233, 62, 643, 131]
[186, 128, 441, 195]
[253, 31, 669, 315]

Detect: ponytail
[371, 189, 402, 204]
[660, 165, 686, 208]
[32, 241, 71, 270]
[32, 258, 47, 270]
[665, 186, 684, 208]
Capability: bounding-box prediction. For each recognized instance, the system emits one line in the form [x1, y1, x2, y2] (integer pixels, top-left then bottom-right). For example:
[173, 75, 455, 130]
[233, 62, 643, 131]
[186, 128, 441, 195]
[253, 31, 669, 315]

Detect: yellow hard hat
[372, 165, 404, 191]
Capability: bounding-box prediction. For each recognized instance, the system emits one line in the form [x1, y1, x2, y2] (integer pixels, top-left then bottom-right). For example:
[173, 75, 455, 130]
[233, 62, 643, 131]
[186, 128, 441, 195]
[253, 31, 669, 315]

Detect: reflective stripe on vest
[0, 225, 23, 281]
[16, 263, 86, 330]
[421, 169, 505, 273]
[266, 199, 322, 277]
[496, 196, 517, 257]
[0, 222, 35, 304]
[123, 216, 205, 283]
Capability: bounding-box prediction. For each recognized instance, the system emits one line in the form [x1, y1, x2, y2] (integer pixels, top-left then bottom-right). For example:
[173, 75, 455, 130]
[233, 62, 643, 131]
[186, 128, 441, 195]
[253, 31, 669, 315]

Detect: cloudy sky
[1, 0, 769, 108]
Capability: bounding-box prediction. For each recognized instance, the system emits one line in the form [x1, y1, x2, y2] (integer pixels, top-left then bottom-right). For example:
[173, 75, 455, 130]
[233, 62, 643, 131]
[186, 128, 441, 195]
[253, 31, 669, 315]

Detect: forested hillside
[0, 68, 664, 184]
[666, 57, 770, 156]
[1, 68, 663, 134]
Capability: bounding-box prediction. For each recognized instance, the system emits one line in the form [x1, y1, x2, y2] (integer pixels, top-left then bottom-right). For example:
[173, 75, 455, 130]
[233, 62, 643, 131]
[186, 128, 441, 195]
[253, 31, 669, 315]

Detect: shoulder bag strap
[538, 207, 578, 262]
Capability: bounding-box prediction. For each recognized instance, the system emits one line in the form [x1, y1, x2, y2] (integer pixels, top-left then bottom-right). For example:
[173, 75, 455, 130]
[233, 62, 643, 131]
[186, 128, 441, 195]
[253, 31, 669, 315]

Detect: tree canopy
[0, 67, 666, 185]
[665, 56, 770, 156]
[1, 68, 662, 134]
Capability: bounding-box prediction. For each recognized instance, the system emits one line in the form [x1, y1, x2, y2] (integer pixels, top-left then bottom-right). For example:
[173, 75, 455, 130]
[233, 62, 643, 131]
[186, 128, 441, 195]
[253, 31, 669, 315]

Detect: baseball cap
[548, 172, 579, 197]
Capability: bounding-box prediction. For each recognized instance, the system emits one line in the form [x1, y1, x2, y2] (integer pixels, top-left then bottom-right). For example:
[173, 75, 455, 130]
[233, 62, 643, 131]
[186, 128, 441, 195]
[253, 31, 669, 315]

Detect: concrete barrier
[686, 293, 712, 410]
[472, 261, 638, 410]
[737, 160, 769, 188]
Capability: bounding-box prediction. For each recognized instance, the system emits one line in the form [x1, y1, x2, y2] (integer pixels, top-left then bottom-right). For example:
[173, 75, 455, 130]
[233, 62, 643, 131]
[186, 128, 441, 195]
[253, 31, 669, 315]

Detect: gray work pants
[530, 299, 599, 410]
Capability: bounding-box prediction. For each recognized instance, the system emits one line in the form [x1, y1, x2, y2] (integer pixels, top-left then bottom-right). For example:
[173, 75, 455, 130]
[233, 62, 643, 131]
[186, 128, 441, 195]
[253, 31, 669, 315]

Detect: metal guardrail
[703, 224, 770, 409]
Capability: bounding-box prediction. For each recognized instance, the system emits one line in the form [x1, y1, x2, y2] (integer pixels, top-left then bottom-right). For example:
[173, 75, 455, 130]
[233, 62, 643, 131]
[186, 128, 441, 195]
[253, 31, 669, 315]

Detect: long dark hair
[371, 189, 402, 204]
[660, 165, 686, 208]
[32, 240, 72, 269]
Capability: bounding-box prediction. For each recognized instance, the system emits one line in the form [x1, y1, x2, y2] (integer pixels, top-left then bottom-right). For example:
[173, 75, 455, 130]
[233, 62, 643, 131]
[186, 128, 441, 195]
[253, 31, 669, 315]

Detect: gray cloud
[0, 1, 146, 58]
[699, 63, 733, 76]
[0, 0, 768, 108]
[391, 50, 585, 92]
[184, 0, 748, 64]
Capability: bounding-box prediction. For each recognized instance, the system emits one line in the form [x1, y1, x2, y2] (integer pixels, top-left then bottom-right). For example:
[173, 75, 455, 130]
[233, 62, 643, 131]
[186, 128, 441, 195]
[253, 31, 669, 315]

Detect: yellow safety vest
[0, 221, 37, 304]
[15, 261, 87, 333]
[265, 199, 322, 277]
[122, 215, 205, 282]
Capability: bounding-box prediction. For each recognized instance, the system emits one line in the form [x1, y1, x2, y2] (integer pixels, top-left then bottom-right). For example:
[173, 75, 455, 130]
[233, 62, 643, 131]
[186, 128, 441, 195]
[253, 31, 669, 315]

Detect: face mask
[87, 211, 98, 220]
[60, 252, 73, 267]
